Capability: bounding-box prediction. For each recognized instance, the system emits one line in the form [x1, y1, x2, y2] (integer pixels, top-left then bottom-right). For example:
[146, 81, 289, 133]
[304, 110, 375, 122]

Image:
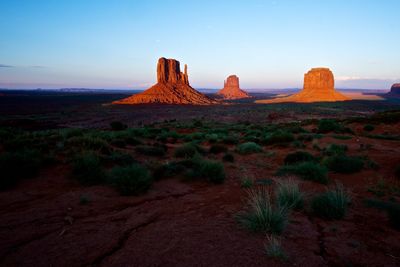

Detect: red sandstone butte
[257, 67, 349, 103]
[216, 75, 251, 100]
[113, 58, 218, 105]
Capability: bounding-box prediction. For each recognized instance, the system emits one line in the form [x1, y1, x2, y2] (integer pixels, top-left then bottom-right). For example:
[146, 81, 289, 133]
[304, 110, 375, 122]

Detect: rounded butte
[257, 67, 350, 103]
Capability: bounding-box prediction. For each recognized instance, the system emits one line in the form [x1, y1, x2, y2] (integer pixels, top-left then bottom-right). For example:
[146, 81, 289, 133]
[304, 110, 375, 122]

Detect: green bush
[276, 178, 304, 210]
[67, 136, 110, 154]
[209, 144, 228, 154]
[317, 119, 343, 133]
[236, 186, 288, 234]
[110, 121, 127, 131]
[236, 142, 263, 154]
[324, 155, 364, 174]
[263, 130, 294, 145]
[284, 151, 315, 165]
[363, 124, 375, 132]
[277, 162, 328, 184]
[135, 145, 166, 156]
[324, 144, 348, 156]
[311, 185, 351, 219]
[153, 161, 186, 179]
[106, 151, 136, 166]
[174, 143, 197, 158]
[71, 152, 105, 185]
[198, 160, 226, 184]
[0, 149, 42, 190]
[110, 164, 152, 195]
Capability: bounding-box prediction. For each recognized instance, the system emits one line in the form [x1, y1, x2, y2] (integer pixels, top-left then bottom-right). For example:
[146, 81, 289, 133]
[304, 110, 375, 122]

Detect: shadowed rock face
[216, 75, 251, 100]
[114, 58, 217, 105]
[257, 67, 349, 103]
[385, 83, 400, 98]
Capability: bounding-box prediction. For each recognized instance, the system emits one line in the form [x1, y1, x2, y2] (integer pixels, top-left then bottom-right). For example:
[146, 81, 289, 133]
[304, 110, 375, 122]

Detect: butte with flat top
[216, 75, 251, 100]
[114, 57, 218, 105]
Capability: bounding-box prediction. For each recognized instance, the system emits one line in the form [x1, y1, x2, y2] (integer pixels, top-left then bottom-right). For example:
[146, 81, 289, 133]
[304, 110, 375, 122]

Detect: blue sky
[0, 0, 399, 90]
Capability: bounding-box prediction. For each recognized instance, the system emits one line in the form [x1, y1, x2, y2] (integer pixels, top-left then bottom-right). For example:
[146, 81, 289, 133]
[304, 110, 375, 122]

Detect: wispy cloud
[0, 64, 14, 68]
[30, 65, 46, 68]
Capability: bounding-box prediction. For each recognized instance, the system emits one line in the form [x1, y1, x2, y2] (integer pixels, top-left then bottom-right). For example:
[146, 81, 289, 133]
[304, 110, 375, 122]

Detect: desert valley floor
[0, 91, 399, 267]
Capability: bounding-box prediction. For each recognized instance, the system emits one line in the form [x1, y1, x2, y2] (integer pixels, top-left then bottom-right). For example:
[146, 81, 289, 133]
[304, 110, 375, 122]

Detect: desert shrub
[263, 130, 294, 145]
[364, 199, 400, 230]
[110, 164, 152, 195]
[135, 145, 166, 157]
[311, 184, 351, 219]
[297, 133, 315, 142]
[276, 178, 304, 210]
[174, 143, 198, 158]
[323, 155, 364, 174]
[153, 161, 186, 179]
[206, 133, 219, 143]
[110, 121, 127, 131]
[264, 235, 287, 260]
[223, 153, 235, 162]
[67, 136, 111, 154]
[291, 140, 306, 149]
[366, 134, 400, 141]
[277, 162, 328, 184]
[331, 135, 352, 140]
[317, 119, 343, 133]
[236, 186, 288, 234]
[363, 124, 375, 132]
[0, 149, 42, 190]
[60, 128, 85, 139]
[71, 152, 105, 185]
[284, 151, 315, 165]
[236, 142, 263, 154]
[209, 144, 228, 154]
[197, 160, 226, 184]
[184, 132, 205, 142]
[324, 144, 348, 156]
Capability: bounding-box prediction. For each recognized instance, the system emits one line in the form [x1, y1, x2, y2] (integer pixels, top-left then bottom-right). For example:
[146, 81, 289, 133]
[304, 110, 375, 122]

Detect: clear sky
[0, 0, 399, 90]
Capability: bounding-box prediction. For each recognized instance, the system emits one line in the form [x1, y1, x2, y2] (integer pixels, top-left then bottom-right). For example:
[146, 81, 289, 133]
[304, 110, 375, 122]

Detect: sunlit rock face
[216, 75, 251, 100]
[113, 57, 217, 105]
[257, 67, 349, 103]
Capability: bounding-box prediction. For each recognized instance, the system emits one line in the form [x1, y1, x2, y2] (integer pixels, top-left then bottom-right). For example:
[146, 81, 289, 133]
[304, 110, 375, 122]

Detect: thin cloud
[0, 64, 14, 68]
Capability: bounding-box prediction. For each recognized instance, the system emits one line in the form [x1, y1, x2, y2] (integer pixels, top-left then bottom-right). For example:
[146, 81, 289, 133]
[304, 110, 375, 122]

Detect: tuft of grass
[277, 162, 328, 184]
[71, 152, 106, 185]
[264, 235, 288, 260]
[236, 186, 288, 234]
[109, 164, 152, 195]
[174, 143, 198, 158]
[323, 155, 364, 174]
[284, 151, 315, 165]
[324, 144, 348, 156]
[276, 178, 304, 210]
[197, 160, 226, 184]
[236, 142, 263, 154]
[311, 184, 351, 220]
[241, 176, 254, 188]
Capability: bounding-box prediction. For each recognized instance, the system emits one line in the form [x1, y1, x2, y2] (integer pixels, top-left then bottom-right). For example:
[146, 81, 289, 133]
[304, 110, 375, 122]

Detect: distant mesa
[113, 57, 218, 105]
[216, 75, 251, 100]
[385, 83, 400, 98]
[256, 67, 350, 103]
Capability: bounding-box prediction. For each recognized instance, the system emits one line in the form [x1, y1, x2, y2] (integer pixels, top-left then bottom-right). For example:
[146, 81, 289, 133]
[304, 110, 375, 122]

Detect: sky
[0, 0, 399, 90]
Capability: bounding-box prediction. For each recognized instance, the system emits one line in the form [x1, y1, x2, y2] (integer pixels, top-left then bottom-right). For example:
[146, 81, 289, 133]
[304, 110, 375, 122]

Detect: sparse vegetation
[263, 130, 295, 145]
[284, 151, 315, 165]
[236, 186, 288, 234]
[317, 119, 343, 133]
[364, 199, 400, 230]
[277, 162, 328, 184]
[276, 178, 304, 210]
[110, 164, 152, 195]
[135, 145, 166, 156]
[71, 152, 106, 185]
[110, 121, 127, 131]
[264, 235, 288, 260]
[236, 142, 263, 154]
[323, 155, 364, 174]
[311, 184, 351, 219]
[209, 144, 228, 154]
[174, 143, 198, 158]
[363, 124, 375, 132]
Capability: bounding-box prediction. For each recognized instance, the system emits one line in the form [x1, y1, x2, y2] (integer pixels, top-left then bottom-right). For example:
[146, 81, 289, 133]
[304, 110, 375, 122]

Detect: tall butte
[257, 67, 349, 103]
[216, 75, 251, 99]
[113, 57, 218, 105]
[385, 83, 400, 98]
